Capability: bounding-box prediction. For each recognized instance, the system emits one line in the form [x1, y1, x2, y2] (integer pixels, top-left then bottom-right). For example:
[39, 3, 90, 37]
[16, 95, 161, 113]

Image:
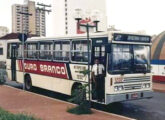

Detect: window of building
[54, 41, 70, 61]
[0, 48, 3, 55]
[71, 40, 91, 63]
[40, 42, 53, 60]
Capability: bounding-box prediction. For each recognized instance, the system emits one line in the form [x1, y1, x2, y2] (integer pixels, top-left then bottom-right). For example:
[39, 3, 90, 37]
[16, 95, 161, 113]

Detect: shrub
[67, 84, 92, 115]
[0, 107, 39, 120]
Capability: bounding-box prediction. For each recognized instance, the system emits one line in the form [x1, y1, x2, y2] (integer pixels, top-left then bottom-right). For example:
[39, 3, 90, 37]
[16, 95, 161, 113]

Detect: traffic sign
[18, 33, 28, 42]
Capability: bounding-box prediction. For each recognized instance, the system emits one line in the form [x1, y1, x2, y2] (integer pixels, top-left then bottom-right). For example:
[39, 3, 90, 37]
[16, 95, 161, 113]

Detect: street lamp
[91, 10, 101, 32]
[74, 9, 100, 33]
[74, 9, 100, 107]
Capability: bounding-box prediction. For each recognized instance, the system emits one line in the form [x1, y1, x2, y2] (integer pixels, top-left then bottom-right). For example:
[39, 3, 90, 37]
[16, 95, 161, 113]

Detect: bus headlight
[146, 83, 150, 88]
[142, 83, 150, 88]
[114, 85, 124, 91]
[114, 86, 118, 91]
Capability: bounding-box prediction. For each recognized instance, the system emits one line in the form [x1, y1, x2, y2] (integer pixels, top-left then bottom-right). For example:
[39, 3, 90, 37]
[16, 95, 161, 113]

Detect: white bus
[6, 31, 153, 104]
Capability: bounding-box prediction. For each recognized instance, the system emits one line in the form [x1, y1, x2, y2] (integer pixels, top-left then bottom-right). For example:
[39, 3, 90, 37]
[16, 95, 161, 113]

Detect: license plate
[131, 93, 138, 99]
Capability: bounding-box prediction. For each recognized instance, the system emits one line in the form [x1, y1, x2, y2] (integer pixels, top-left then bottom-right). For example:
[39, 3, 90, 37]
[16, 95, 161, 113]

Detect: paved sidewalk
[153, 82, 165, 93]
[0, 85, 134, 120]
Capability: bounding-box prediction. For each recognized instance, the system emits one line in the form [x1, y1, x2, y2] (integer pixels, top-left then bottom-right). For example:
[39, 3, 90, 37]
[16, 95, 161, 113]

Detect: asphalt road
[5, 81, 165, 120]
[121, 92, 165, 120]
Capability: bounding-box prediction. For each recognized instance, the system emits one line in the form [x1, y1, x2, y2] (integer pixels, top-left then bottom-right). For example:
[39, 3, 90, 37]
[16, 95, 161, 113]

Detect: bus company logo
[24, 63, 37, 71]
[19, 60, 68, 79]
[40, 64, 66, 75]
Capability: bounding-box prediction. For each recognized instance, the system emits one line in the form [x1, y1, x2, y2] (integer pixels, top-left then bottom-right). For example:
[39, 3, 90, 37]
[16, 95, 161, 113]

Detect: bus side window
[71, 40, 91, 63]
[27, 43, 38, 59]
[40, 42, 53, 60]
[17, 43, 26, 59]
[7, 43, 11, 59]
[54, 41, 70, 61]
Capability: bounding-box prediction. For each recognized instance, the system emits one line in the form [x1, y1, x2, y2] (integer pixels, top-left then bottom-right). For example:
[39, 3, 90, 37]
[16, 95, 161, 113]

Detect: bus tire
[25, 74, 32, 91]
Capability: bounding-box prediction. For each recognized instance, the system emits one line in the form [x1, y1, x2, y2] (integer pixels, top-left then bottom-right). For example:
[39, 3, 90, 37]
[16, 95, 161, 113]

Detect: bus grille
[124, 84, 142, 90]
[123, 76, 150, 83]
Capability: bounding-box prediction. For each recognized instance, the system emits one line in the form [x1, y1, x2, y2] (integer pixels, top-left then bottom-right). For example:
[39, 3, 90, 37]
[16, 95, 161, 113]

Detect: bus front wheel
[25, 75, 32, 91]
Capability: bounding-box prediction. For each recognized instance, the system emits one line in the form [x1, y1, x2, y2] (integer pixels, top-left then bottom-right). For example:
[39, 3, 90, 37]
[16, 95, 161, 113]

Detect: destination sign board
[113, 33, 151, 43]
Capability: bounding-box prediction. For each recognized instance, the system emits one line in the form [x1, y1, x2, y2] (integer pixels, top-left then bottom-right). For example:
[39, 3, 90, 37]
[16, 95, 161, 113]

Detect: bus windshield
[133, 45, 150, 73]
[108, 44, 150, 74]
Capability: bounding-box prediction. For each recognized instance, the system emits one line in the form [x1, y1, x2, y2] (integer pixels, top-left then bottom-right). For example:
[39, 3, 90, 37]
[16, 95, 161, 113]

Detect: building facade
[50, 0, 107, 36]
[12, 1, 46, 36]
[0, 40, 7, 62]
[0, 26, 9, 37]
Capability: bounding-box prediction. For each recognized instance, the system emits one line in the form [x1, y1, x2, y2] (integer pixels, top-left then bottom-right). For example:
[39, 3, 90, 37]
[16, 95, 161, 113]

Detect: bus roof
[5, 31, 151, 43]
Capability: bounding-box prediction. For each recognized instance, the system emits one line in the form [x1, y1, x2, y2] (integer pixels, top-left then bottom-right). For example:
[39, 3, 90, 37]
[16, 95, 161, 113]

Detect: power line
[37, 2, 52, 14]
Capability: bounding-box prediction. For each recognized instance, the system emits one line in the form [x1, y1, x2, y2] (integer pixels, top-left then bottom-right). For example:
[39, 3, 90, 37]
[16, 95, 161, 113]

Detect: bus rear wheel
[25, 75, 32, 91]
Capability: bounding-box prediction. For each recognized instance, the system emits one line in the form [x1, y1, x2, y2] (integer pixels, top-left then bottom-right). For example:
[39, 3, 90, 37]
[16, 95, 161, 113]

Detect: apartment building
[12, 1, 46, 36]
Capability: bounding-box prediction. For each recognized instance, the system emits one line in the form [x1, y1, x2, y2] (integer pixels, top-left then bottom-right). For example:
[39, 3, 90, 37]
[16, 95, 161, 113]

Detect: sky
[0, 0, 165, 35]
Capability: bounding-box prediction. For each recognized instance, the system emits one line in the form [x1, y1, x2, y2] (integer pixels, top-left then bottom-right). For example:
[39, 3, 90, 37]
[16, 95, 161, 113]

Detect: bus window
[27, 43, 38, 59]
[71, 40, 91, 63]
[17, 44, 27, 59]
[40, 42, 53, 60]
[93, 45, 106, 64]
[7, 43, 11, 59]
[17, 44, 22, 58]
[7, 43, 19, 59]
[54, 41, 70, 61]
[108, 44, 132, 74]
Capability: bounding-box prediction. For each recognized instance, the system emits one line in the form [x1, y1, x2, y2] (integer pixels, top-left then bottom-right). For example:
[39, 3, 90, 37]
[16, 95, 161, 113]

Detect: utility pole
[37, 3, 51, 36]
[17, 12, 32, 90]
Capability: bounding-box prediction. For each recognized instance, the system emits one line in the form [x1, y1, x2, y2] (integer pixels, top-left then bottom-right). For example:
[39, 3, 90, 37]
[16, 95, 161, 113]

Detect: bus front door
[93, 45, 106, 65]
[11, 45, 17, 81]
[92, 45, 106, 101]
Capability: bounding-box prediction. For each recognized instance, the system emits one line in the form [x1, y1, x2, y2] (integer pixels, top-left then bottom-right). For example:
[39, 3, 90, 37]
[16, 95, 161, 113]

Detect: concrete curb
[4, 85, 135, 120]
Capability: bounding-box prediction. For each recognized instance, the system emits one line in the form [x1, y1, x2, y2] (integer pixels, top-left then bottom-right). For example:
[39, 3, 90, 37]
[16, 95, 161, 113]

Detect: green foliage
[69, 84, 88, 104]
[79, 70, 90, 76]
[0, 107, 39, 120]
[68, 84, 92, 115]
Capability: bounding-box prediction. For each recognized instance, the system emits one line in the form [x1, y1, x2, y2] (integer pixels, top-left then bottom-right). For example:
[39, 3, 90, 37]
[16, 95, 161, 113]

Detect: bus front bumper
[105, 90, 153, 104]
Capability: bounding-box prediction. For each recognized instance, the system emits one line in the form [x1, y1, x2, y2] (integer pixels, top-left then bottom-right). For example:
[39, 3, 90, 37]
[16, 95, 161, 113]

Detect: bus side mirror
[105, 44, 111, 53]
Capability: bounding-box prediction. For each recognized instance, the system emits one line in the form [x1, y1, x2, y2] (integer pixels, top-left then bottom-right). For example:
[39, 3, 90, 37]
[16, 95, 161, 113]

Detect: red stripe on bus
[20, 60, 23, 72]
[19, 60, 69, 79]
[152, 75, 165, 82]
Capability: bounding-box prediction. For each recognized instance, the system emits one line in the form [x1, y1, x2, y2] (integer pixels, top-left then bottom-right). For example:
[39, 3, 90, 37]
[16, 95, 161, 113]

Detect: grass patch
[0, 107, 39, 120]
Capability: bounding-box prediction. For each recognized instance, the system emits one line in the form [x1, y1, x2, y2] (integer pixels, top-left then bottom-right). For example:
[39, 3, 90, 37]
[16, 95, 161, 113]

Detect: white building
[0, 40, 7, 62]
[50, 0, 107, 36]
[0, 26, 9, 37]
